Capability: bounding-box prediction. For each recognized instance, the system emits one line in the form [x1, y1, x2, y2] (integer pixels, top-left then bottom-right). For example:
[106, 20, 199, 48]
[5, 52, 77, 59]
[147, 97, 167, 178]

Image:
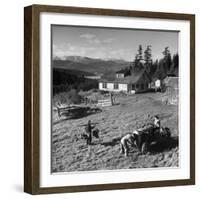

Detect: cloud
[80, 33, 101, 44]
[53, 44, 58, 51]
[80, 33, 115, 45]
[91, 39, 101, 44]
[103, 38, 115, 44]
[80, 33, 96, 39]
[53, 43, 99, 59]
[106, 49, 133, 60]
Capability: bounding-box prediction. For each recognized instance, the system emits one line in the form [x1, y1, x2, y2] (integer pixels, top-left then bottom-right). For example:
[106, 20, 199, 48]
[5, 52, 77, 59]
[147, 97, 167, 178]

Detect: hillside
[53, 68, 98, 94]
[54, 68, 94, 77]
[53, 56, 130, 75]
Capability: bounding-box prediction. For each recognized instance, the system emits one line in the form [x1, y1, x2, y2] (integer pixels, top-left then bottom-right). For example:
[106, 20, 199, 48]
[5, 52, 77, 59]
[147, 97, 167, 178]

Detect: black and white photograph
[51, 25, 179, 173]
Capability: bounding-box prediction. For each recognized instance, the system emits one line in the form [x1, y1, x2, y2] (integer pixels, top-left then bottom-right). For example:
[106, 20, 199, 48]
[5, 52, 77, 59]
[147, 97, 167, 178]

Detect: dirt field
[52, 92, 179, 173]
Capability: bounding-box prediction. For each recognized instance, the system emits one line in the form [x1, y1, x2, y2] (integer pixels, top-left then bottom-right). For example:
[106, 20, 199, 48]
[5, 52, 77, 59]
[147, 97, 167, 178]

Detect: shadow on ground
[150, 136, 178, 153]
[101, 137, 121, 147]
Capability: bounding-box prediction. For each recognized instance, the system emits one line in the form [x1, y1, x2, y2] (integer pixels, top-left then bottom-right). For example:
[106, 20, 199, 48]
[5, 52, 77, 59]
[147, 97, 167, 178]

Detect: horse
[120, 126, 171, 156]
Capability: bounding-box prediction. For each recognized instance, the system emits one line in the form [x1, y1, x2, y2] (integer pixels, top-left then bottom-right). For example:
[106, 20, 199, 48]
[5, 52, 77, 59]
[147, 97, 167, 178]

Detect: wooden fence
[97, 98, 113, 107]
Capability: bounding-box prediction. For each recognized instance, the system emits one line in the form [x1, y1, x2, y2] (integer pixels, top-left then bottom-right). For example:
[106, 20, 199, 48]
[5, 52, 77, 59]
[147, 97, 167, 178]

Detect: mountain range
[53, 56, 130, 76]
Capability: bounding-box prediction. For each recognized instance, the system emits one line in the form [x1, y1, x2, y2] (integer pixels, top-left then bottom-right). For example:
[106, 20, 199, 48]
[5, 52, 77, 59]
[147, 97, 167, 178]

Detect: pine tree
[150, 60, 158, 77]
[133, 45, 144, 72]
[135, 45, 143, 62]
[162, 47, 172, 73]
[138, 44, 143, 60]
[144, 45, 152, 65]
[162, 47, 170, 58]
[144, 45, 153, 74]
[172, 53, 179, 68]
[171, 53, 179, 76]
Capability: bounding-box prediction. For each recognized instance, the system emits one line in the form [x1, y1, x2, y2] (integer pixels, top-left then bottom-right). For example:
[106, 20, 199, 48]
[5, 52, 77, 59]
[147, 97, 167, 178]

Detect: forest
[117, 45, 179, 80]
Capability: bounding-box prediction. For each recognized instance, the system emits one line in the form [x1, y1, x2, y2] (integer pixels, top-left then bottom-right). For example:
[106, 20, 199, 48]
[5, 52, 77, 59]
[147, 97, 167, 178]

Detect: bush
[99, 90, 110, 95]
[53, 89, 82, 106]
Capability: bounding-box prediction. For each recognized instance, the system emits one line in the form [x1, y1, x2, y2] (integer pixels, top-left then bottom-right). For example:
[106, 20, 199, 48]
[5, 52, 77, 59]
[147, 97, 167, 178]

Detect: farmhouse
[99, 69, 151, 93]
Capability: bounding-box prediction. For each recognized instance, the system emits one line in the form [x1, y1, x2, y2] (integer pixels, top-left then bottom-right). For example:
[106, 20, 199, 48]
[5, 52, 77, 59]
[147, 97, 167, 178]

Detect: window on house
[114, 83, 119, 89]
[116, 73, 124, 78]
[136, 84, 139, 89]
[141, 84, 144, 90]
[103, 82, 107, 89]
[132, 84, 135, 90]
[146, 83, 149, 88]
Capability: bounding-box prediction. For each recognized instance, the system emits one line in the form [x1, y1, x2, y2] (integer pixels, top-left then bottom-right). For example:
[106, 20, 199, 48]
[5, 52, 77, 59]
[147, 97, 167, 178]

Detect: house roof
[115, 68, 129, 74]
[151, 73, 177, 81]
[152, 77, 161, 81]
[99, 70, 151, 84]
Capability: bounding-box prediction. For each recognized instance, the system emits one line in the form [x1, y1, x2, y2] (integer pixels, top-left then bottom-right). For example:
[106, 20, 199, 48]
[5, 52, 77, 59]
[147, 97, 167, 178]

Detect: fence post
[110, 92, 113, 106]
[57, 106, 61, 118]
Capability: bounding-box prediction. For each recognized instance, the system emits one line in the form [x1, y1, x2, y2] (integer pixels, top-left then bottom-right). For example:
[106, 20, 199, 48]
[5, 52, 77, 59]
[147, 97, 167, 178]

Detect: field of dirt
[52, 92, 179, 173]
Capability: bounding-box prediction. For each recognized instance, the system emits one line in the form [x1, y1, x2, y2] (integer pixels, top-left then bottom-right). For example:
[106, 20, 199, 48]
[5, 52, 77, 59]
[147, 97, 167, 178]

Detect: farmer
[154, 115, 161, 128]
[110, 92, 114, 105]
[85, 120, 95, 145]
[120, 133, 137, 157]
[153, 115, 162, 135]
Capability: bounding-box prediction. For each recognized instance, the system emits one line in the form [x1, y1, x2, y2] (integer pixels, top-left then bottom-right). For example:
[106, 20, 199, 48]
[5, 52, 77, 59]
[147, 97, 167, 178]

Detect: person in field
[120, 132, 137, 157]
[154, 115, 160, 128]
[85, 120, 95, 145]
[153, 115, 161, 135]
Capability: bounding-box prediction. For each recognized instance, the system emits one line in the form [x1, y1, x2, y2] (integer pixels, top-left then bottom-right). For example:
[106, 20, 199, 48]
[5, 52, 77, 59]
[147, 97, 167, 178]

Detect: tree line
[53, 68, 98, 95]
[123, 45, 179, 79]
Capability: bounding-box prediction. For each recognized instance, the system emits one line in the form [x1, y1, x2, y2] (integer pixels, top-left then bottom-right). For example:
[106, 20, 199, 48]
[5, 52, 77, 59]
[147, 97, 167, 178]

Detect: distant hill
[54, 68, 95, 77]
[53, 56, 130, 76]
[53, 68, 98, 95]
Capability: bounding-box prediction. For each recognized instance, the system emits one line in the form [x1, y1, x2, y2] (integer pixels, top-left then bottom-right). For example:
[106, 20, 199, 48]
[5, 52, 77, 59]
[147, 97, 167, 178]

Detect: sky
[52, 25, 178, 61]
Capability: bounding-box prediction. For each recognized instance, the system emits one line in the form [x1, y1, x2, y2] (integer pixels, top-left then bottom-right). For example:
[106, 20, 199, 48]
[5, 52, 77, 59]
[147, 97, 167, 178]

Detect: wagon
[136, 126, 171, 154]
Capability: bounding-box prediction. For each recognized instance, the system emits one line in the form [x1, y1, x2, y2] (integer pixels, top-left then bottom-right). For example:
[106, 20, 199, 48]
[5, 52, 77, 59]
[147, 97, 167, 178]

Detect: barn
[99, 69, 151, 93]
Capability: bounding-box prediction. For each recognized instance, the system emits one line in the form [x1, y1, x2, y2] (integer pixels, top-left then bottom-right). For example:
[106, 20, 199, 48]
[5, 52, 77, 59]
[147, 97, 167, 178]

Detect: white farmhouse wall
[99, 82, 128, 92]
[107, 83, 114, 90]
[99, 82, 103, 90]
[118, 83, 128, 91]
[99, 82, 113, 91]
